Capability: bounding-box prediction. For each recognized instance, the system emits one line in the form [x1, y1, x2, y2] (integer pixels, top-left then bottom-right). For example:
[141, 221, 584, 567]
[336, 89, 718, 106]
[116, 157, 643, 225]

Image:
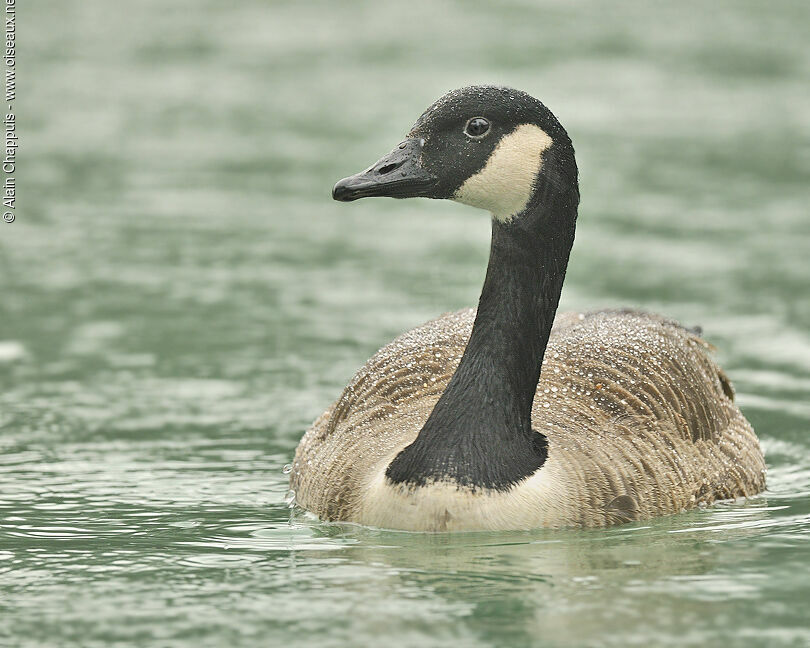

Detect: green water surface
[3, 1, 810, 646]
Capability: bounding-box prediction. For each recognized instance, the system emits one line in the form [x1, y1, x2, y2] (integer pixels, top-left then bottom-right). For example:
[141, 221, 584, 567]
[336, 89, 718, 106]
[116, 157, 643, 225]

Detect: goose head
[333, 85, 578, 224]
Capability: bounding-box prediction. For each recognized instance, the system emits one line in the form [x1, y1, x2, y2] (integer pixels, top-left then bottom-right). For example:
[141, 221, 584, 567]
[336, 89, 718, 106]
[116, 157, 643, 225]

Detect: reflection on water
[4, 0, 810, 646]
[3, 459, 808, 648]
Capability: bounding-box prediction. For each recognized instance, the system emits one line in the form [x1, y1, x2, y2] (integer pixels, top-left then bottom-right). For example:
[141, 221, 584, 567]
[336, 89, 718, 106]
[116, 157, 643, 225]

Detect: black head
[333, 85, 578, 222]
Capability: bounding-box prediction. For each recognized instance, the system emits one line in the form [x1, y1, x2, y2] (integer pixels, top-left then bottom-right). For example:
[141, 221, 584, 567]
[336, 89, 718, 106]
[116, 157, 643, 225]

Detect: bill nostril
[377, 162, 401, 175]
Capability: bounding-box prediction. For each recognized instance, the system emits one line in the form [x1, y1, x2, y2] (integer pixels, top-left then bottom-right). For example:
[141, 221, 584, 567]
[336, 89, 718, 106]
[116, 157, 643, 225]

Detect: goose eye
[464, 117, 490, 138]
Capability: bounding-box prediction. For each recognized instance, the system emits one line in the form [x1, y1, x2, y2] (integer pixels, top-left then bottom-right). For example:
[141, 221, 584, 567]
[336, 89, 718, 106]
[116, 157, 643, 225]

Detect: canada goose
[290, 86, 765, 531]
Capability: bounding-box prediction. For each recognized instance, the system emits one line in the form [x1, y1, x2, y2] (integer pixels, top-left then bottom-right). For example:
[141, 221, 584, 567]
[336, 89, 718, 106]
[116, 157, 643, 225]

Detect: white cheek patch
[452, 124, 553, 222]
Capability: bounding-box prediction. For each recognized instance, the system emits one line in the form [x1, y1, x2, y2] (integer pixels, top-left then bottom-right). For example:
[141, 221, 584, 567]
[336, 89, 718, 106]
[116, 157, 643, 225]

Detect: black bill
[332, 138, 438, 202]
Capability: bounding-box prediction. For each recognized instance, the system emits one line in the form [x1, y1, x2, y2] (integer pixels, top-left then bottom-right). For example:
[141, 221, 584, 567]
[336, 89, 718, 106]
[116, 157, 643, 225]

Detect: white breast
[357, 455, 575, 531]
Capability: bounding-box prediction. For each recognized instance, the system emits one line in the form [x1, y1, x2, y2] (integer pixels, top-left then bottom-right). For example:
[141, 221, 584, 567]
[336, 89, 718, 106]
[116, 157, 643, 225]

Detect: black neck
[386, 183, 578, 490]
